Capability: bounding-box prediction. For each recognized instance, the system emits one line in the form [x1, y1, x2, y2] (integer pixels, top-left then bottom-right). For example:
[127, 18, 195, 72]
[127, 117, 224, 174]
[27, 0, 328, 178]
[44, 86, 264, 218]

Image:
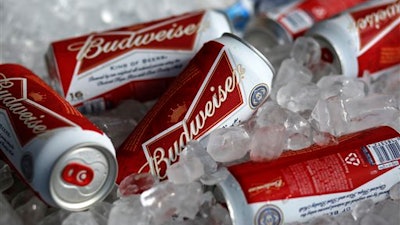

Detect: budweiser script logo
[140, 63, 246, 179]
[356, 1, 400, 30]
[0, 73, 47, 134]
[68, 22, 201, 62]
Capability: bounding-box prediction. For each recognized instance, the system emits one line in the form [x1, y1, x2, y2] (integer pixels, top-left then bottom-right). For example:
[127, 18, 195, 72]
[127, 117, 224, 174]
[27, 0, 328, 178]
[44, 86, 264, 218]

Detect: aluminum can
[46, 10, 232, 113]
[214, 126, 400, 225]
[306, 0, 400, 78]
[244, 0, 368, 51]
[116, 33, 275, 182]
[0, 64, 117, 211]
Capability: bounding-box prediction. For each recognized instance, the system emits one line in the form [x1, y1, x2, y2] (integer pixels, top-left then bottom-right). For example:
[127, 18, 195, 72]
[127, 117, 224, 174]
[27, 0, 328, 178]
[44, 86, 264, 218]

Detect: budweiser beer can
[116, 33, 275, 182]
[46, 10, 232, 113]
[0, 64, 117, 211]
[306, 0, 400, 77]
[244, 0, 368, 50]
[214, 126, 400, 225]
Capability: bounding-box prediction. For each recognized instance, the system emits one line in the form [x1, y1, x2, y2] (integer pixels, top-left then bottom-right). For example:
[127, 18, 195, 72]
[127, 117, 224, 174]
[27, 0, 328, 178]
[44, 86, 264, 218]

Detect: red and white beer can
[0, 64, 117, 211]
[306, 0, 400, 77]
[244, 0, 368, 50]
[116, 33, 275, 182]
[215, 126, 400, 225]
[46, 10, 232, 113]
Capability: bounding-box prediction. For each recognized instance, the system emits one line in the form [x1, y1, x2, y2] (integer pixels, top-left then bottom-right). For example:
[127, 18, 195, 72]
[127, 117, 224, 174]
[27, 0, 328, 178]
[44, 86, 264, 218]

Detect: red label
[0, 64, 101, 145]
[228, 126, 400, 203]
[277, 0, 368, 37]
[50, 11, 206, 96]
[350, 1, 400, 76]
[117, 41, 246, 181]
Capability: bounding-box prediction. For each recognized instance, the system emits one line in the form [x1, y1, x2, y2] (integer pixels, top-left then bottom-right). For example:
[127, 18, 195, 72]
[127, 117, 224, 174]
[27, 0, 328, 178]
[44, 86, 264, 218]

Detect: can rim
[222, 32, 276, 75]
[244, 16, 292, 46]
[49, 144, 117, 211]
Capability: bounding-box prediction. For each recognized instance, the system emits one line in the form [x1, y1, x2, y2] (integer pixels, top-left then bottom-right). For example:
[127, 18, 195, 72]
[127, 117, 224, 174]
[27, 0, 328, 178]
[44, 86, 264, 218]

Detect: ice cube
[15, 195, 47, 225]
[344, 94, 399, 134]
[249, 124, 286, 162]
[310, 96, 349, 137]
[351, 199, 374, 221]
[182, 141, 218, 175]
[37, 210, 70, 225]
[89, 201, 113, 222]
[359, 214, 390, 225]
[0, 161, 14, 192]
[308, 215, 339, 225]
[206, 127, 250, 163]
[276, 81, 321, 113]
[11, 189, 35, 208]
[249, 100, 312, 151]
[108, 196, 151, 225]
[317, 75, 368, 100]
[118, 173, 156, 197]
[284, 110, 313, 150]
[389, 182, 400, 200]
[0, 193, 24, 225]
[208, 203, 232, 225]
[271, 58, 313, 100]
[175, 182, 204, 220]
[334, 212, 357, 225]
[290, 36, 321, 68]
[166, 154, 205, 184]
[311, 129, 338, 146]
[309, 61, 339, 83]
[372, 199, 400, 225]
[249, 100, 287, 129]
[61, 211, 100, 225]
[369, 68, 400, 96]
[200, 167, 230, 185]
[140, 181, 203, 223]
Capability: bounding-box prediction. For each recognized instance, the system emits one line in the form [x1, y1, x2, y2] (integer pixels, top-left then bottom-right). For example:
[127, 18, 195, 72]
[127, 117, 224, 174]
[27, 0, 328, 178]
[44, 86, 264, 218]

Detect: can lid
[50, 145, 117, 211]
[222, 32, 276, 75]
[306, 17, 359, 77]
[243, 17, 292, 51]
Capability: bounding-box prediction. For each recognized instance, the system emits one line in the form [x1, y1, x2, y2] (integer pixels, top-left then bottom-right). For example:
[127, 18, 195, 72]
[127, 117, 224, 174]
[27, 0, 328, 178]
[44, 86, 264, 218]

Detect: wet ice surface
[2, 0, 400, 225]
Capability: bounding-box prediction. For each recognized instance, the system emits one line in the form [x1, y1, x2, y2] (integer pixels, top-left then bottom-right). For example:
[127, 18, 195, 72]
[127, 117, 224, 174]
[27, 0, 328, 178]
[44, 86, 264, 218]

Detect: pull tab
[61, 162, 94, 186]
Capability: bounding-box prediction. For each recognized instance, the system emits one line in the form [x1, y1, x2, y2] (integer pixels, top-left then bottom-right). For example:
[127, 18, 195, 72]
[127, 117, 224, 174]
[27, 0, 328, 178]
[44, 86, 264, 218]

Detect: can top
[49, 145, 117, 211]
[222, 32, 276, 75]
[306, 14, 359, 77]
[243, 17, 292, 52]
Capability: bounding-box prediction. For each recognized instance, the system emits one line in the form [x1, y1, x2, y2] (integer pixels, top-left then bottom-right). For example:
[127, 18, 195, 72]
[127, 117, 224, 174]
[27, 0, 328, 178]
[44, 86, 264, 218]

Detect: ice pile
[1, 0, 400, 224]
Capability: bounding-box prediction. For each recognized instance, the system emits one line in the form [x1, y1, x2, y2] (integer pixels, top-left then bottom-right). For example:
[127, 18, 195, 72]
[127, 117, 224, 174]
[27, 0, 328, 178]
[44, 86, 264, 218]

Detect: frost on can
[116, 33, 275, 182]
[0, 64, 117, 211]
[215, 126, 400, 225]
[46, 10, 232, 113]
[244, 0, 368, 50]
[306, 0, 400, 78]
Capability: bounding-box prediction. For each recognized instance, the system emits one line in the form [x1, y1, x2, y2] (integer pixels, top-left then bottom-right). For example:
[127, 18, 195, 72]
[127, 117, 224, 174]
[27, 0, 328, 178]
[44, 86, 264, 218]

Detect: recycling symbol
[345, 153, 361, 166]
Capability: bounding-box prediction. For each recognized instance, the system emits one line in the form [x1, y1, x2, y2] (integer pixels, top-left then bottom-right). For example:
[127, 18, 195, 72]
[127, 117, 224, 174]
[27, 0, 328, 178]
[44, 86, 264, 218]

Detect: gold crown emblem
[168, 102, 187, 123]
[28, 92, 46, 102]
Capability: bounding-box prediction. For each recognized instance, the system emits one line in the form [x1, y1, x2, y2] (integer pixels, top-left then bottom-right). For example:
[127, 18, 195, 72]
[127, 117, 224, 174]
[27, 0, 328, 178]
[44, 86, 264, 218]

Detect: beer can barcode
[366, 137, 400, 165]
[280, 10, 313, 34]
